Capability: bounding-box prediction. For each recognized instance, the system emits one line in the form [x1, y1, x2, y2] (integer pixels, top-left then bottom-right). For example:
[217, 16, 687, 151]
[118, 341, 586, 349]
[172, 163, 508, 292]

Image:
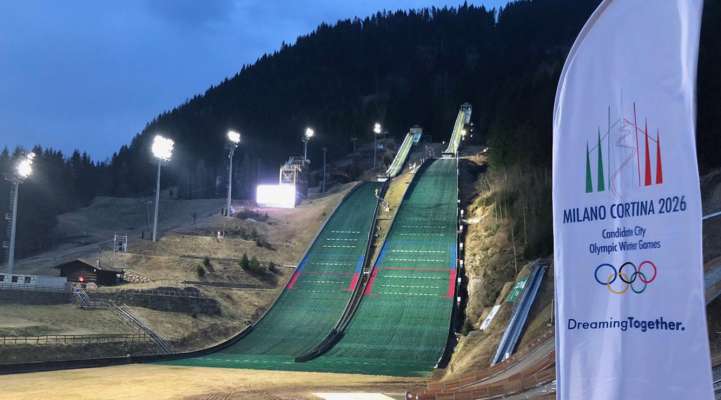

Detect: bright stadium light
[151, 135, 174, 161]
[303, 127, 314, 161]
[226, 130, 241, 217]
[151, 135, 174, 242]
[227, 130, 241, 144]
[256, 184, 296, 208]
[6, 152, 36, 274]
[15, 152, 35, 179]
[373, 122, 382, 134]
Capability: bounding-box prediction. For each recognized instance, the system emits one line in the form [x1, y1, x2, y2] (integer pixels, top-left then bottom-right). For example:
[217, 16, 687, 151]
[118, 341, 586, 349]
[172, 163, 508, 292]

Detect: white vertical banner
[552, 1, 712, 399]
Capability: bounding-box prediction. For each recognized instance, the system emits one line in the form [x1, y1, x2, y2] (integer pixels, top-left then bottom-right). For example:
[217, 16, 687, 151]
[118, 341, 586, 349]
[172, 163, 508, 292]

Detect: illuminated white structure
[226, 130, 241, 217]
[5, 152, 35, 274]
[256, 184, 296, 208]
[303, 127, 314, 161]
[151, 135, 174, 242]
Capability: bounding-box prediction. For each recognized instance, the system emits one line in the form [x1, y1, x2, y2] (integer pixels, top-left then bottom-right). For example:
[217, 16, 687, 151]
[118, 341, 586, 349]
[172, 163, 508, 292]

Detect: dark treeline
[105, 0, 721, 198]
[2, 0, 721, 259]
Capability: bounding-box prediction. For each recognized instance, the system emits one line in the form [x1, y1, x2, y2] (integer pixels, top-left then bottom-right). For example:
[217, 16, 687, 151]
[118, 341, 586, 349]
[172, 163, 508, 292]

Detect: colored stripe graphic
[585, 141, 593, 193]
[346, 255, 365, 291]
[448, 244, 458, 298]
[364, 269, 379, 295]
[644, 120, 652, 186]
[287, 259, 307, 289]
[656, 130, 663, 184]
[597, 129, 605, 192]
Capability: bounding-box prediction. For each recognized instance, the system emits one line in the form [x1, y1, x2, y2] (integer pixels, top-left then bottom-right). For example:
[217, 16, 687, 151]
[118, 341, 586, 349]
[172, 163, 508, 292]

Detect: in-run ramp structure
[442, 103, 472, 157]
[303, 158, 460, 376]
[164, 181, 382, 370]
[385, 127, 422, 178]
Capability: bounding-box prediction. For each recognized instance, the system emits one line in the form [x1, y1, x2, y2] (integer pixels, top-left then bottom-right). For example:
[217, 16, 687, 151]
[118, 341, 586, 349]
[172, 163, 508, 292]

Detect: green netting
[163, 182, 381, 370]
[304, 159, 458, 376]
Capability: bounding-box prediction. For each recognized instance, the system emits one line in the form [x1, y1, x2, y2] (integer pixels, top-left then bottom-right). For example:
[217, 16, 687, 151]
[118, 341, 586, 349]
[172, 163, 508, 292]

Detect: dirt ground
[0, 365, 423, 400]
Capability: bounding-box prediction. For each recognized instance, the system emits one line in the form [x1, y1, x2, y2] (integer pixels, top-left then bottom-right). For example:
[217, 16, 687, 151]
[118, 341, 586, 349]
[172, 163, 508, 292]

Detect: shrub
[268, 261, 279, 274]
[196, 265, 206, 278]
[239, 253, 250, 271]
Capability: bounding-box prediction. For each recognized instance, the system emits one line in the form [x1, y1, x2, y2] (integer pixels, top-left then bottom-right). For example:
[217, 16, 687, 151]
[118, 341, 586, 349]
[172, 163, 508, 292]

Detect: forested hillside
[2, 0, 720, 258]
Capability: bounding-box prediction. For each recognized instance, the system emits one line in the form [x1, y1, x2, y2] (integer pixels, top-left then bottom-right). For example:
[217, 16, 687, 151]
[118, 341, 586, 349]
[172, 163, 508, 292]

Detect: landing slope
[165, 182, 381, 369]
[308, 158, 458, 376]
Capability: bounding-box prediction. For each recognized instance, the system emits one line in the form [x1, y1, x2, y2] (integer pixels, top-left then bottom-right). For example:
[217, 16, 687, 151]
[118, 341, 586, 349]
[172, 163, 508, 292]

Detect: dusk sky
[0, 0, 509, 161]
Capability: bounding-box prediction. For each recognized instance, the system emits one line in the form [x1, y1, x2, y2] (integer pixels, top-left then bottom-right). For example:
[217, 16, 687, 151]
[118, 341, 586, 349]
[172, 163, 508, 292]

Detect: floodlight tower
[303, 127, 314, 162]
[5, 152, 35, 274]
[226, 130, 241, 217]
[372, 122, 382, 169]
[151, 135, 174, 242]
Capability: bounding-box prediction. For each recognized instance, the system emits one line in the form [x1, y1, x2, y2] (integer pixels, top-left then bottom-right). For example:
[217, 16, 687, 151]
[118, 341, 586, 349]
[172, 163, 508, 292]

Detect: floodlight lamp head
[15, 153, 34, 179]
[373, 123, 382, 134]
[227, 130, 241, 144]
[305, 127, 315, 139]
[152, 134, 174, 161]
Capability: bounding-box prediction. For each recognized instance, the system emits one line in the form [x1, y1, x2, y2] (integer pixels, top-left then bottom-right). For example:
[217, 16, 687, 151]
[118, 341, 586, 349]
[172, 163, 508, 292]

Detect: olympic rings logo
[594, 261, 657, 295]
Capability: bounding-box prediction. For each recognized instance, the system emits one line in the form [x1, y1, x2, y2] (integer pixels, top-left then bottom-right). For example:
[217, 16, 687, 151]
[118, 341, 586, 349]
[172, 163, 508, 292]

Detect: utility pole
[5, 152, 34, 274]
[152, 159, 161, 242]
[372, 123, 382, 169]
[303, 128, 314, 162]
[7, 181, 19, 274]
[322, 147, 327, 192]
[150, 134, 174, 243]
[226, 130, 241, 217]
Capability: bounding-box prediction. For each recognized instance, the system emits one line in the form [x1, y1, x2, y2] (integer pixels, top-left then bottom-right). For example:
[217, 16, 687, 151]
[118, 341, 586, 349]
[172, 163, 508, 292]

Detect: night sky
[0, 0, 510, 161]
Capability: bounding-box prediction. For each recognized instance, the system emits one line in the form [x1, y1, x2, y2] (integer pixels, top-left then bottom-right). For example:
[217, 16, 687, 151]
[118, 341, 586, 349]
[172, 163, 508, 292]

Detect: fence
[0, 334, 152, 346]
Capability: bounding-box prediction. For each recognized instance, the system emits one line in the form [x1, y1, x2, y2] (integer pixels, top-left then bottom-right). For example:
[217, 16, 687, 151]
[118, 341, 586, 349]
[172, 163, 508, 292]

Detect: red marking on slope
[448, 270, 457, 298]
[346, 272, 360, 292]
[287, 272, 300, 289]
[363, 269, 379, 295]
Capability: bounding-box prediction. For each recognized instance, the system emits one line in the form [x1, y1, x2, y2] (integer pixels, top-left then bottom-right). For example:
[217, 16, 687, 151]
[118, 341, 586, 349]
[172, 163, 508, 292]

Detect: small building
[54, 259, 124, 286]
[0, 273, 68, 291]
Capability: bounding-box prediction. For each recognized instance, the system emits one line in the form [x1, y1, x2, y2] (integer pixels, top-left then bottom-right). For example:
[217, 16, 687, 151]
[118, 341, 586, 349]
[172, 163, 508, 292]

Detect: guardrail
[0, 334, 152, 346]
